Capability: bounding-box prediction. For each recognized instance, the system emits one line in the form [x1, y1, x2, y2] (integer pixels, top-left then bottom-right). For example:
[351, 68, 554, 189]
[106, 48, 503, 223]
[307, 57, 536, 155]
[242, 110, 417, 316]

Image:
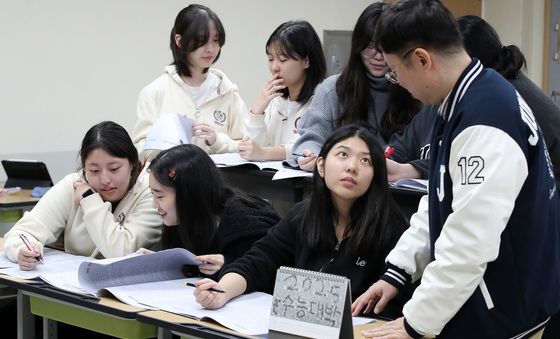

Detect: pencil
[185, 281, 226, 293]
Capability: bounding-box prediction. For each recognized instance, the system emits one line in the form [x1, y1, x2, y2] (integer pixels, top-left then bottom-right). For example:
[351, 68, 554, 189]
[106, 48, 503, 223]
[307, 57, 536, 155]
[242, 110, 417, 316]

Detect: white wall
[0, 0, 548, 182]
[482, 0, 545, 86]
[0, 0, 372, 157]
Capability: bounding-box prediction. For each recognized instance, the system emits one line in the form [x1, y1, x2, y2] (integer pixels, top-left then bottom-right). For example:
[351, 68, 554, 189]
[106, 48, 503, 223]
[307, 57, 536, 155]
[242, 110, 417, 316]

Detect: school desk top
[0, 186, 39, 209]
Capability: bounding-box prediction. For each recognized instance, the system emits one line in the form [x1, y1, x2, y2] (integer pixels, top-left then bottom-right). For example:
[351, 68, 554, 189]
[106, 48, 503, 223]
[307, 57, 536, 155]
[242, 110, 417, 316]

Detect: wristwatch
[81, 188, 95, 199]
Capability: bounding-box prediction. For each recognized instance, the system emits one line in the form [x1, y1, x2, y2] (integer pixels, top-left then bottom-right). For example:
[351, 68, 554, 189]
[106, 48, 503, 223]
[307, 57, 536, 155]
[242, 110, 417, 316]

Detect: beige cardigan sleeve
[80, 174, 162, 258]
[3, 174, 77, 262]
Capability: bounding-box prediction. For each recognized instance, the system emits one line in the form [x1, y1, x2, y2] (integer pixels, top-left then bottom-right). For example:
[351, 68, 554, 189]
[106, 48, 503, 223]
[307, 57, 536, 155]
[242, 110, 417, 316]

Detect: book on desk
[210, 153, 312, 180]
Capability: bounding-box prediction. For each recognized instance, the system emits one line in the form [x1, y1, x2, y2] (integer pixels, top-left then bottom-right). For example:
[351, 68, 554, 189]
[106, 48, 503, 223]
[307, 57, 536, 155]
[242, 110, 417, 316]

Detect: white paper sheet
[272, 168, 313, 180]
[144, 114, 194, 151]
[104, 278, 273, 336]
[0, 249, 92, 279]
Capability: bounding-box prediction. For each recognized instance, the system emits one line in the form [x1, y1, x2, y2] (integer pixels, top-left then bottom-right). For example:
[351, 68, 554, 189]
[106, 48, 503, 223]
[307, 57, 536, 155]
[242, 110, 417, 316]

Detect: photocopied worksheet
[103, 277, 273, 336]
[78, 247, 201, 293]
[0, 248, 200, 296]
[0, 247, 275, 336]
[0, 248, 93, 279]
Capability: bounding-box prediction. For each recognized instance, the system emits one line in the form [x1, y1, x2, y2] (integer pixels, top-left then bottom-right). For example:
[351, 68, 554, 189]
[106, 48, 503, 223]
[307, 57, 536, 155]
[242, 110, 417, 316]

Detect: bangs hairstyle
[266, 20, 326, 104]
[335, 2, 419, 138]
[374, 0, 463, 55]
[79, 121, 141, 189]
[335, 2, 388, 126]
[299, 123, 407, 256]
[170, 4, 226, 77]
[458, 15, 526, 79]
[148, 144, 224, 254]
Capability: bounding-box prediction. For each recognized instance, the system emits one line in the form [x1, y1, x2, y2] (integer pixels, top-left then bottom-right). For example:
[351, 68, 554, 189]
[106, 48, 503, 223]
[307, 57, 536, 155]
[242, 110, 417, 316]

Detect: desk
[138, 310, 255, 339]
[219, 167, 309, 203]
[0, 188, 39, 236]
[0, 274, 157, 339]
[354, 321, 385, 338]
[138, 309, 387, 339]
[0, 189, 39, 210]
[219, 167, 424, 219]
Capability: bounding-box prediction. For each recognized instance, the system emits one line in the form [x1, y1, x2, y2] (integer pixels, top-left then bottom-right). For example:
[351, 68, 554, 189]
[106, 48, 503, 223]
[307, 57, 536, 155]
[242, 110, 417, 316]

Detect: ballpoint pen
[292, 152, 315, 158]
[185, 282, 226, 293]
[19, 234, 44, 264]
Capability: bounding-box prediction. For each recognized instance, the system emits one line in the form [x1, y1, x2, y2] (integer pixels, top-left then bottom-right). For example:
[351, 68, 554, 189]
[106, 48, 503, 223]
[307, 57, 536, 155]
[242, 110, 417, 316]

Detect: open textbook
[210, 152, 285, 171]
[210, 153, 312, 180]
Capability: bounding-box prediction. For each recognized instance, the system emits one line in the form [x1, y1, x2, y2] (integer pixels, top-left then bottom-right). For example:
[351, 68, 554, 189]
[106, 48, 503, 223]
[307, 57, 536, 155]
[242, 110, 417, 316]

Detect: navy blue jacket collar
[438, 58, 483, 120]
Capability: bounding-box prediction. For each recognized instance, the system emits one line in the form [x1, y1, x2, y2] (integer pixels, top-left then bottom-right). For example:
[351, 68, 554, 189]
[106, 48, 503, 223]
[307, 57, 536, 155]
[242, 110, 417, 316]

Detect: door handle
[555, 23, 559, 61]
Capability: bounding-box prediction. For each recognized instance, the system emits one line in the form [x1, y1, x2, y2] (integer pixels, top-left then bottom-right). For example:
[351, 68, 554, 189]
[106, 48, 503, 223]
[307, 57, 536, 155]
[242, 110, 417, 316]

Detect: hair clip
[169, 169, 177, 180]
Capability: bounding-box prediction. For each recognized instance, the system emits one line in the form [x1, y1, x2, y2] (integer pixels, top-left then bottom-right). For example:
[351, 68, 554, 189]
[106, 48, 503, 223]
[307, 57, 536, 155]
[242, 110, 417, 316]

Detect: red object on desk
[384, 146, 396, 158]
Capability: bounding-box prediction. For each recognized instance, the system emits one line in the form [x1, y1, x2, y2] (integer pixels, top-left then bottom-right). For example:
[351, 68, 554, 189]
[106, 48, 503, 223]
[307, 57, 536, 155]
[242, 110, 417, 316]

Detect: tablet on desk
[2, 159, 53, 189]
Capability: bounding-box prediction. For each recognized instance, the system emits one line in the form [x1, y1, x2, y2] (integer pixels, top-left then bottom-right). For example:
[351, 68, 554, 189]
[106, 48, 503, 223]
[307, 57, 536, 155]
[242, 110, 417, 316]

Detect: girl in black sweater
[147, 144, 279, 278]
[193, 124, 410, 319]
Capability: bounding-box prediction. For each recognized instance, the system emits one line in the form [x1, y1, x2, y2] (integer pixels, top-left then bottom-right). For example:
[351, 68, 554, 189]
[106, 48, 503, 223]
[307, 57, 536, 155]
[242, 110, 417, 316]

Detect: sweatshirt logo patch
[213, 110, 226, 126]
[355, 257, 367, 267]
[115, 212, 125, 225]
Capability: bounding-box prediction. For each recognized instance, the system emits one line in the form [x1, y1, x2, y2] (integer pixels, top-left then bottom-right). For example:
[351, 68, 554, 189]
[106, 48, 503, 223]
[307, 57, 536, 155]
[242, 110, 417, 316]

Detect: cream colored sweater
[4, 173, 162, 261]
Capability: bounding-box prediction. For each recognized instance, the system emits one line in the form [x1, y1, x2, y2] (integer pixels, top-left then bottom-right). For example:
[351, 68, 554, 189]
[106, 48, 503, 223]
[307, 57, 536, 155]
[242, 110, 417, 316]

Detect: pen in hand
[185, 282, 226, 293]
[292, 152, 312, 158]
[19, 234, 44, 264]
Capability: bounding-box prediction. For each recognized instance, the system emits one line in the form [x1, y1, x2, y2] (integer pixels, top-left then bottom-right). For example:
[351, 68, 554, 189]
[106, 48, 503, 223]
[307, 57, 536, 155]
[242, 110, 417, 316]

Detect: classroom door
[323, 30, 352, 76]
[545, 0, 560, 103]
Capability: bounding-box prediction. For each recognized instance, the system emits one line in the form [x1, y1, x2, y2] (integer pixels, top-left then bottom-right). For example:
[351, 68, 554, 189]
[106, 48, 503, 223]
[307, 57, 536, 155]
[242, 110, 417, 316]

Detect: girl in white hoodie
[133, 4, 247, 162]
[239, 20, 326, 161]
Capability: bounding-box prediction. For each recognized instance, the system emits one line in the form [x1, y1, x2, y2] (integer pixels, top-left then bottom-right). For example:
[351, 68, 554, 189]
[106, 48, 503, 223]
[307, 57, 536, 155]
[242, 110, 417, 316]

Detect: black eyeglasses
[385, 48, 416, 85]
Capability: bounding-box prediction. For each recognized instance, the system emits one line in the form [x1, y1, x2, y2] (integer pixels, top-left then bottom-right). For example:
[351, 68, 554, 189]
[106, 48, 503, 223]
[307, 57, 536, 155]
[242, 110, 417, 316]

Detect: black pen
[292, 152, 311, 157]
[185, 282, 226, 293]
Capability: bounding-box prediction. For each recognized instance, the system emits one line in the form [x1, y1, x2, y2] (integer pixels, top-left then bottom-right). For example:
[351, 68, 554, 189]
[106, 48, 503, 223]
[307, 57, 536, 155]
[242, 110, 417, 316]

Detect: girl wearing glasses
[289, 2, 421, 172]
[239, 20, 326, 161]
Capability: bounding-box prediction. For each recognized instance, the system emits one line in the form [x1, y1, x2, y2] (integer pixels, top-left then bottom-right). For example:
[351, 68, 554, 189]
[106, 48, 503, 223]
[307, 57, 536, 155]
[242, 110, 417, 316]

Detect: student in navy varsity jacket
[385, 15, 560, 188]
[352, 1, 560, 338]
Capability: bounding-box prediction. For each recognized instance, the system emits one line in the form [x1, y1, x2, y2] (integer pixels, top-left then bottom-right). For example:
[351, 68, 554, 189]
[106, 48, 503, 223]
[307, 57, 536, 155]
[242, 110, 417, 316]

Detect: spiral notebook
[268, 266, 352, 339]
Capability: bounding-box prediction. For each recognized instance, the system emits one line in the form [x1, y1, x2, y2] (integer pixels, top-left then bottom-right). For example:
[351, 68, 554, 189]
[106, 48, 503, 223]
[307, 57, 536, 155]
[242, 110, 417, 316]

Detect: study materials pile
[0, 248, 271, 336]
